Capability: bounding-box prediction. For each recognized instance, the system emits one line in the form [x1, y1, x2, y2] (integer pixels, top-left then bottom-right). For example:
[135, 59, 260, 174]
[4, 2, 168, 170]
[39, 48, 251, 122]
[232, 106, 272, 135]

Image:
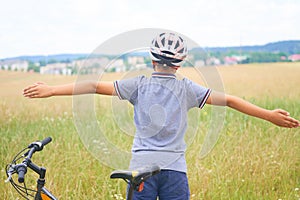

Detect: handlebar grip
[41, 137, 52, 146]
[17, 164, 27, 183]
[27, 137, 53, 153]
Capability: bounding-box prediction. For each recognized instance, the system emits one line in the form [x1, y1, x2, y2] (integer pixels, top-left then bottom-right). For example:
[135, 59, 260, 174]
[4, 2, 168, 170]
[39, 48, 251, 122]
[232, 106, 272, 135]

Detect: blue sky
[0, 0, 299, 58]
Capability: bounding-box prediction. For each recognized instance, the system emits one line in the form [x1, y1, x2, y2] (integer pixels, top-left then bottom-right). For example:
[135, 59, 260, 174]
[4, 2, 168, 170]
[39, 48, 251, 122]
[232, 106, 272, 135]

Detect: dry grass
[0, 62, 299, 199]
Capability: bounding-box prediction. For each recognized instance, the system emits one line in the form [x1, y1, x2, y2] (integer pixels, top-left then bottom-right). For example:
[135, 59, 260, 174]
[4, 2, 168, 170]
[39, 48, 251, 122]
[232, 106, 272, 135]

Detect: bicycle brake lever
[28, 141, 43, 151]
[5, 173, 12, 183]
[5, 165, 15, 183]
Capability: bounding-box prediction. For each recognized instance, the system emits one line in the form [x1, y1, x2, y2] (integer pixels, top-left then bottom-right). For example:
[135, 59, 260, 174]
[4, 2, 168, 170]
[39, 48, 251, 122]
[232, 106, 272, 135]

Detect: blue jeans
[128, 170, 190, 200]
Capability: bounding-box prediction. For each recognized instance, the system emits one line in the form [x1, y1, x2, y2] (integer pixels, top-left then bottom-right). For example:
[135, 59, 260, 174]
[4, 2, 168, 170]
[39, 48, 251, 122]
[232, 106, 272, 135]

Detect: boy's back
[114, 71, 211, 172]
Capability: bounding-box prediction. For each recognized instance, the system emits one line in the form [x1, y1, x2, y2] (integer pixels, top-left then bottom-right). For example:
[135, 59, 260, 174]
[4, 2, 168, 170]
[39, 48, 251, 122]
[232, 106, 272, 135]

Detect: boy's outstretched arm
[206, 91, 300, 128]
[23, 81, 116, 98]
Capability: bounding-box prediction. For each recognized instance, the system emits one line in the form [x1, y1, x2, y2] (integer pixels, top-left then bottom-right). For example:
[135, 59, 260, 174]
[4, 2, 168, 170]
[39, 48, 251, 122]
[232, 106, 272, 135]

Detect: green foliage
[28, 61, 40, 72]
[47, 58, 58, 64]
[248, 52, 287, 63]
[39, 60, 47, 66]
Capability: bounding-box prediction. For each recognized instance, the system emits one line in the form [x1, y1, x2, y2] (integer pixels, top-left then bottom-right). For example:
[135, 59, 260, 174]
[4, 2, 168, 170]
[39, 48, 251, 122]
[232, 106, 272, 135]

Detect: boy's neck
[154, 66, 177, 74]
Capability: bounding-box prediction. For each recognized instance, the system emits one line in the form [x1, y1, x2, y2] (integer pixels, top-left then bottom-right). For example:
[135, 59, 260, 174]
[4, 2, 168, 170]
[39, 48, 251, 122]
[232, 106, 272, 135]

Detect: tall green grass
[187, 99, 300, 200]
[1, 63, 299, 199]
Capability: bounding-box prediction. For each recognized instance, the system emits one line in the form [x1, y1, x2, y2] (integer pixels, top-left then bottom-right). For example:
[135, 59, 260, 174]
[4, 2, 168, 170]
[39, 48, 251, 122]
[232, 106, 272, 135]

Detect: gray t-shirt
[114, 72, 211, 172]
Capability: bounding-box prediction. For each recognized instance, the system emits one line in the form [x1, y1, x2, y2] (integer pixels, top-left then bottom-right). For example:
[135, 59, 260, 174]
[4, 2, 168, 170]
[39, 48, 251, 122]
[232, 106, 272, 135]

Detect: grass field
[1, 63, 299, 199]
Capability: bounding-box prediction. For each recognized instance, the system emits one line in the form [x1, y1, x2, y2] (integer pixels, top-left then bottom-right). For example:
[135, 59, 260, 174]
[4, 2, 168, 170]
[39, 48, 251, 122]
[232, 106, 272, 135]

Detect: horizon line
[1, 39, 300, 60]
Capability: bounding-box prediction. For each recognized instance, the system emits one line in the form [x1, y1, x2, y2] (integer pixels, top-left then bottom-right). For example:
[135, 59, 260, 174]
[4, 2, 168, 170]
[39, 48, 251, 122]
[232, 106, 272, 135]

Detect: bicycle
[110, 165, 160, 200]
[5, 137, 160, 200]
[5, 137, 57, 200]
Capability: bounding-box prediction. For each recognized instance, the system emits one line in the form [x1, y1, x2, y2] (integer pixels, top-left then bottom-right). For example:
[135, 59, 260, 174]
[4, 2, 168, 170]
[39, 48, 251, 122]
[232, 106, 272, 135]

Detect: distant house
[40, 63, 70, 75]
[127, 56, 144, 65]
[223, 55, 248, 65]
[195, 60, 205, 67]
[0, 60, 28, 71]
[72, 57, 110, 74]
[280, 56, 287, 61]
[224, 56, 238, 65]
[288, 54, 300, 62]
[206, 57, 221, 66]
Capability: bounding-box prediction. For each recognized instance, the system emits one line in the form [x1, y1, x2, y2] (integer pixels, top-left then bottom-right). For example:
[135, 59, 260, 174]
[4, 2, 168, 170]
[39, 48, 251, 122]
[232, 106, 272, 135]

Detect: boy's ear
[152, 61, 157, 70]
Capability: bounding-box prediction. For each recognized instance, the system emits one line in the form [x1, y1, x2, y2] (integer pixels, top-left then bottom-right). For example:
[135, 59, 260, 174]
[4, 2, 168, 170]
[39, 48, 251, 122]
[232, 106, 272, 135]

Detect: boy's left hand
[268, 109, 300, 128]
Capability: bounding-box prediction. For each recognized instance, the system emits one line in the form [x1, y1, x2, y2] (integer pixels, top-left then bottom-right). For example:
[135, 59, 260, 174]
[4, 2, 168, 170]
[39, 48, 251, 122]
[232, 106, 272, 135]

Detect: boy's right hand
[23, 82, 53, 98]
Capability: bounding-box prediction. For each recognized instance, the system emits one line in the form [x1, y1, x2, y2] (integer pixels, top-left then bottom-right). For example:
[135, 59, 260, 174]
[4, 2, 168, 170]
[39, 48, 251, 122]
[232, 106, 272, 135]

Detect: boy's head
[150, 32, 188, 70]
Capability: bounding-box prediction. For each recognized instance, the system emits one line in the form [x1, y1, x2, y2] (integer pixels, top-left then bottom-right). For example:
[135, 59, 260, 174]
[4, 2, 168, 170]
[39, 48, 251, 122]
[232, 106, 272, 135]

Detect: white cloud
[0, 0, 299, 58]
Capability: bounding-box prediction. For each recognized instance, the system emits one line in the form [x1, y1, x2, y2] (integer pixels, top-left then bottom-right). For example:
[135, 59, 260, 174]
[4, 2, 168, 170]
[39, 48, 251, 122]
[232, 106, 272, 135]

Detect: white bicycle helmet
[150, 32, 188, 67]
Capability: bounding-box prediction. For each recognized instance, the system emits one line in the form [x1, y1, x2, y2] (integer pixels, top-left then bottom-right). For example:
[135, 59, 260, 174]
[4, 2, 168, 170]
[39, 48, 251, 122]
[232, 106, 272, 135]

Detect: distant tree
[248, 52, 285, 63]
[28, 61, 40, 72]
[48, 59, 57, 64]
[240, 57, 250, 64]
[105, 67, 116, 73]
[62, 59, 71, 63]
[39, 60, 47, 66]
[144, 57, 152, 65]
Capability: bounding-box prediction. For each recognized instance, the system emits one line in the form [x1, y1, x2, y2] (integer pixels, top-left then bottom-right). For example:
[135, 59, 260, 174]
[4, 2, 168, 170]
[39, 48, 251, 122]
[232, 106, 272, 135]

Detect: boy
[23, 32, 299, 200]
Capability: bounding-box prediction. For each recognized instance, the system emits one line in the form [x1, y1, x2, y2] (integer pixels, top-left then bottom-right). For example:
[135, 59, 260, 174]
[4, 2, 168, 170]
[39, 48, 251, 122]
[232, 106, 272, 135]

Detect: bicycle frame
[31, 165, 57, 200]
[127, 184, 138, 200]
[7, 137, 159, 200]
[39, 188, 57, 200]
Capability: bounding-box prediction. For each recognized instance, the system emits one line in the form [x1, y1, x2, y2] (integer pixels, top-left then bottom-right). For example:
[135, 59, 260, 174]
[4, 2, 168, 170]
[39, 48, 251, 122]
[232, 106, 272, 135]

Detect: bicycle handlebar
[41, 137, 52, 146]
[9, 137, 52, 183]
[16, 163, 27, 183]
[6, 136, 57, 199]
